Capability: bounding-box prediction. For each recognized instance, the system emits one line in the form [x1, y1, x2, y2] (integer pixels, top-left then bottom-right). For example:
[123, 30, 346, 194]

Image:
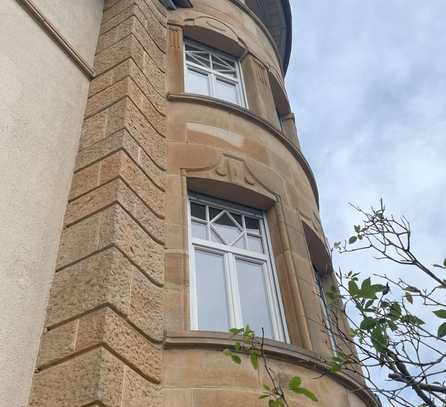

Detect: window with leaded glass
[184, 41, 246, 107]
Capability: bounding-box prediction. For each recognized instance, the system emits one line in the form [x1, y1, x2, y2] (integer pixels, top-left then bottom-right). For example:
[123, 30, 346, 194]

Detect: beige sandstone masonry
[28, 0, 168, 405]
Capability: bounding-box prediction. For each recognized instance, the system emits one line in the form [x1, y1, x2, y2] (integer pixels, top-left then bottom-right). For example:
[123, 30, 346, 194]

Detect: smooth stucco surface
[0, 1, 102, 405]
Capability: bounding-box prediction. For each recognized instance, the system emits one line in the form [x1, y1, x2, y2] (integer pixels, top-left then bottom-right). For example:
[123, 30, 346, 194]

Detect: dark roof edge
[281, 0, 292, 74]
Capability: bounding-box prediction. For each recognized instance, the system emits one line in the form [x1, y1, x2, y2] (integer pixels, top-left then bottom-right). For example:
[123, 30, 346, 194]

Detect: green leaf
[388, 321, 398, 331]
[348, 236, 357, 244]
[438, 322, 446, 338]
[405, 292, 413, 304]
[444, 258, 446, 267]
[371, 327, 388, 352]
[250, 352, 259, 370]
[348, 280, 359, 296]
[223, 348, 232, 357]
[354, 225, 361, 233]
[263, 384, 271, 391]
[259, 394, 270, 399]
[299, 388, 318, 402]
[288, 376, 302, 392]
[361, 277, 371, 290]
[234, 341, 241, 352]
[433, 310, 446, 319]
[292, 387, 318, 401]
[231, 354, 241, 364]
[401, 315, 425, 326]
[360, 318, 376, 330]
[229, 327, 244, 335]
[389, 302, 402, 320]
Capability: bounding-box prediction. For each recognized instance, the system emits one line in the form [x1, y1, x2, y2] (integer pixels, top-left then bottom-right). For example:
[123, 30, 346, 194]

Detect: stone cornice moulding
[165, 331, 380, 407]
[16, 0, 95, 79]
[167, 92, 320, 208]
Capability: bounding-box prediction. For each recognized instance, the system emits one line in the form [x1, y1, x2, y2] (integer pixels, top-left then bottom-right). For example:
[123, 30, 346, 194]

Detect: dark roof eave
[281, 0, 292, 74]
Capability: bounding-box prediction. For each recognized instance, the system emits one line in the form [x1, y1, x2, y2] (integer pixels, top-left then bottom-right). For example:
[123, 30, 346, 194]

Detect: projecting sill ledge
[167, 92, 320, 208]
[165, 331, 379, 407]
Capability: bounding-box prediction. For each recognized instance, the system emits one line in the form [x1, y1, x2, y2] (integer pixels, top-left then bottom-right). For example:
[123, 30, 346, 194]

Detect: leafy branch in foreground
[223, 326, 317, 406]
[328, 200, 446, 407]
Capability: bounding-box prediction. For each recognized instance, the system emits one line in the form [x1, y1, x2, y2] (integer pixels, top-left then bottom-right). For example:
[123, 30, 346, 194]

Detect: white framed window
[314, 268, 338, 355]
[188, 193, 288, 342]
[184, 41, 247, 107]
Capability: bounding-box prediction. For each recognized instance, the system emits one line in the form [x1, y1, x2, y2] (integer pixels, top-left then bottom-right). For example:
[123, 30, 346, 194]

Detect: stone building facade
[1, 0, 377, 406]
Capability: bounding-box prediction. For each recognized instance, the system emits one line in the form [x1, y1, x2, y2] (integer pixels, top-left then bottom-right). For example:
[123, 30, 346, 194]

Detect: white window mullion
[262, 262, 283, 341]
[225, 253, 239, 328]
[228, 253, 244, 328]
[189, 245, 199, 330]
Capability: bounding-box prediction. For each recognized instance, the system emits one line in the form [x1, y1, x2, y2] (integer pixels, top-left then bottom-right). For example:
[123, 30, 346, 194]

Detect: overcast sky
[287, 1, 446, 404]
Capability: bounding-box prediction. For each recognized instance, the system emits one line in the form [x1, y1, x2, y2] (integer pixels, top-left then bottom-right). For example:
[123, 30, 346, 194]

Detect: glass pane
[185, 68, 210, 96]
[195, 250, 230, 331]
[213, 213, 241, 244]
[233, 235, 246, 249]
[186, 51, 211, 68]
[212, 54, 236, 71]
[215, 78, 239, 105]
[191, 221, 207, 240]
[245, 217, 260, 234]
[236, 259, 273, 339]
[230, 212, 242, 226]
[210, 228, 224, 244]
[247, 235, 264, 253]
[209, 207, 222, 221]
[191, 202, 206, 220]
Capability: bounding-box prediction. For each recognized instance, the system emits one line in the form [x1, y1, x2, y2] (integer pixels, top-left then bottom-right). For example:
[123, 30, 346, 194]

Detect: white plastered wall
[0, 1, 103, 405]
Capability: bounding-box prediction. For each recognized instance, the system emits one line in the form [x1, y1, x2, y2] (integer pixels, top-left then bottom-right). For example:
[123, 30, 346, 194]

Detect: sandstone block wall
[28, 0, 168, 405]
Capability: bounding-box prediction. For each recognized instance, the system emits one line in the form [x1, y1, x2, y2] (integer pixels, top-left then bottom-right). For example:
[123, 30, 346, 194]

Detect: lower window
[188, 193, 288, 342]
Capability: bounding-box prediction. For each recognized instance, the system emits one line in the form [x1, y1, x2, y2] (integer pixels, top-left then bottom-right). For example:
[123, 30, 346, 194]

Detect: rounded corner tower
[5, 0, 377, 406]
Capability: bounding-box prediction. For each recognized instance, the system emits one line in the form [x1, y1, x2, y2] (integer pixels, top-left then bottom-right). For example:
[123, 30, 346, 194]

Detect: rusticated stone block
[69, 150, 165, 216]
[56, 205, 164, 285]
[65, 179, 165, 244]
[37, 320, 78, 368]
[81, 98, 167, 169]
[104, 0, 167, 27]
[38, 308, 162, 382]
[101, 0, 167, 51]
[29, 348, 124, 407]
[80, 98, 126, 148]
[89, 59, 165, 114]
[97, 15, 165, 72]
[85, 76, 166, 136]
[30, 347, 161, 407]
[123, 367, 163, 406]
[46, 247, 163, 340]
[75, 130, 166, 191]
[94, 34, 165, 95]
[79, 308, 161, 381]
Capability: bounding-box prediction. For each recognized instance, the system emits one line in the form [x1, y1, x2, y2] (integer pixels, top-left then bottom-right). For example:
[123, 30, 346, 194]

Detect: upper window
[188, 194, 288, 342]
[314, 268, 337, 354]
[184, 41, 246, 107]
